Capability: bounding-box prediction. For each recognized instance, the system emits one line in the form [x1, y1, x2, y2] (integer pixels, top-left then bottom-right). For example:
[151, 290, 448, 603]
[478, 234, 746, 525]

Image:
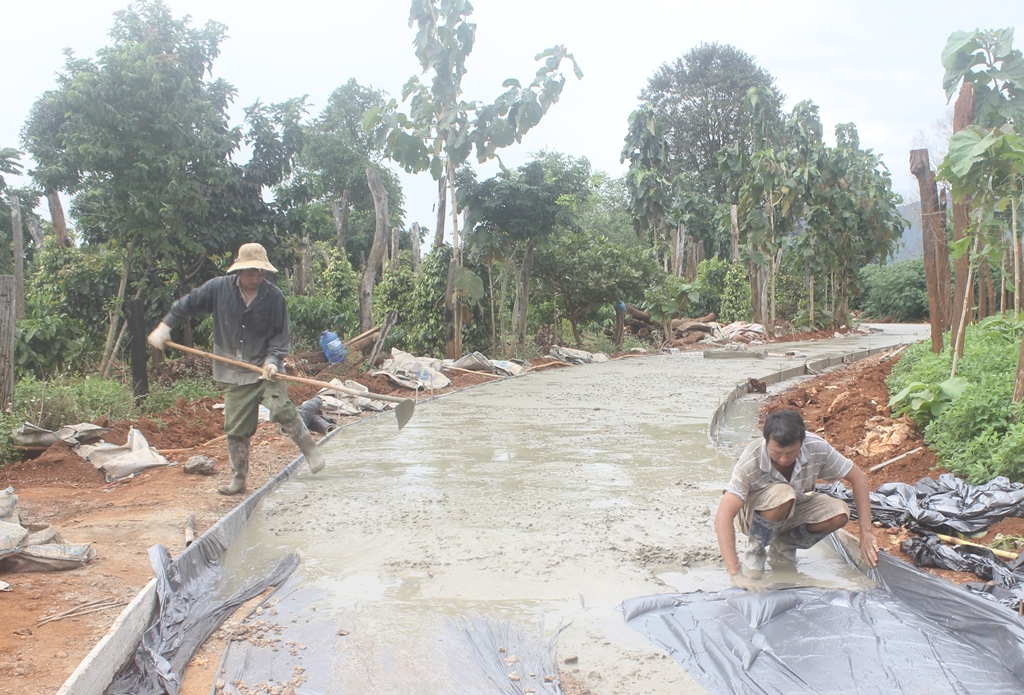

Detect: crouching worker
[714, 408, 878, 591]
[147, 242, 326, 496]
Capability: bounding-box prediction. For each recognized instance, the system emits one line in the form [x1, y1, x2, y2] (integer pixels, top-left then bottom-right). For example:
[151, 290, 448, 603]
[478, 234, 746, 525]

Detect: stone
[184, 456, 216, 476]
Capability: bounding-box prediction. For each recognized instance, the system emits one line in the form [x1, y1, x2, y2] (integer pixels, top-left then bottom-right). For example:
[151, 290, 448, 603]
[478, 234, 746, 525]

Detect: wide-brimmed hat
[227, 243, 278, 273]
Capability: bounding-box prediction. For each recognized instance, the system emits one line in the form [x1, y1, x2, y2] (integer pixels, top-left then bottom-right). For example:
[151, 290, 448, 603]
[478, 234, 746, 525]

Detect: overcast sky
[4, 1, 1023, 238]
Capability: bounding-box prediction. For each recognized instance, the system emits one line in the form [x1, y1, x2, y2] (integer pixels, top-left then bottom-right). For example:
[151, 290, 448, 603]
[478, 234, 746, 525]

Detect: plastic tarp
[622, 538, 1024, 694]
[448, 351, 527, 377]
[76, 428, 172, 482]
[821, 473, 1024, 533]
[373, 348, 451, 390]
[547, 346, 610, 365]
[214, 577, 562, 695]
[901, 534, 1024, 611]
[0, 487, 96, 572]
[102, 450, 309, 695]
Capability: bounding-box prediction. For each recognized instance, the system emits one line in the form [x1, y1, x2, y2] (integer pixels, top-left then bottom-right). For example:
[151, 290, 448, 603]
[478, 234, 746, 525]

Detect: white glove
[147, 322, 171, 350]
[731, 572, 766, 593]
[260, 363, 279, 381]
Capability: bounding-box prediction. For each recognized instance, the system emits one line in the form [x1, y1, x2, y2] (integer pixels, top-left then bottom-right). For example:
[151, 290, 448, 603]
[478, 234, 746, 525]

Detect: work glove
[147, 322, 171, 350]
[260, 363, 279, 381]
[731, 572, 766, 593]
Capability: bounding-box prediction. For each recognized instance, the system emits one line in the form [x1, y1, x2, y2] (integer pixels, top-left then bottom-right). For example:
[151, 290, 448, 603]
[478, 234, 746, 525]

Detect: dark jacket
[162, 275, 290, 384]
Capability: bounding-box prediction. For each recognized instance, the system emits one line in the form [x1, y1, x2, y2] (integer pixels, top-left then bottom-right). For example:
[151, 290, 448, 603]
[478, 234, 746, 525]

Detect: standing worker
[147, 242, 326, 496]
[714, 408, 878, 591]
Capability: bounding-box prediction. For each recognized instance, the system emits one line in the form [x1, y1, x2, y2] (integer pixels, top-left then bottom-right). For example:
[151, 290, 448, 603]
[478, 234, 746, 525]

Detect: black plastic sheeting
[106, 546, 298, 695]
[622, 537, 1024, 694]
[214, 573, 563, 694]
[901, 534, 1024, 610]
[819, 473, 1024, 533]
[100, 435, 316, 695]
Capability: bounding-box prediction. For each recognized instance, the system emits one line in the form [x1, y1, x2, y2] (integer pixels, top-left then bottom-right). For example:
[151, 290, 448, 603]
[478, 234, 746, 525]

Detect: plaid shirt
[725, 433, 853, 502]
[162, 275, 290, 385]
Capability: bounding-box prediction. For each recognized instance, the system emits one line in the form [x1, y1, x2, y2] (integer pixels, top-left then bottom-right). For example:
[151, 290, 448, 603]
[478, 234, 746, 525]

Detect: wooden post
[9, 195, 24, 320]
[126, 298, 148, 400]
[390, 226, 400, 271]
[951, 82, 975, 351]
[0, 276, 15, 412]
[910, 149, 945, 354]
[46, 190, 69, 248]
[331, 189, 350, 251]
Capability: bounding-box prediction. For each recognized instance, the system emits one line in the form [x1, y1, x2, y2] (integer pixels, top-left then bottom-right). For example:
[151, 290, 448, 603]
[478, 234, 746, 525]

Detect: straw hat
[226, 243, 278, 273]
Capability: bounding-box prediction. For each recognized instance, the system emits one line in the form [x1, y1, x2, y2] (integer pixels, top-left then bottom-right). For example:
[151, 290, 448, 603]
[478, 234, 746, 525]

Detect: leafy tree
[857, 259, 929, 322]
[639, 42, 783, 201]
[23, 0, 306, 352]
[533, 230, 658, 347]
[463, 152, 591, 349]
[621, 104, 674, 259]
[0, 148, 43, 276]
[368, 0, 581, 358]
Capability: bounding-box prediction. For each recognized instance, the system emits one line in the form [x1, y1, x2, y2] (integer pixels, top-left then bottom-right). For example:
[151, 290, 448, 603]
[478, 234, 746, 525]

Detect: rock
[184, 456, 216, 475]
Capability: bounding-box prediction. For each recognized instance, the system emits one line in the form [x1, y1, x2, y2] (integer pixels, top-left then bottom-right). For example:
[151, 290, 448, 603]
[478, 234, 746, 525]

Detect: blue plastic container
[319, 330, 347, 364]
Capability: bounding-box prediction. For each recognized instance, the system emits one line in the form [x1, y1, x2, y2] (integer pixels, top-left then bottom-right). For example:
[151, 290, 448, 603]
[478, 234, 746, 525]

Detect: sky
[3, 0, 1024, 241]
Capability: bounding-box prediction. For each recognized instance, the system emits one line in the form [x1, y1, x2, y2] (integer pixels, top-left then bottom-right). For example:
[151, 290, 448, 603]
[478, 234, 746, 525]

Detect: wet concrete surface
[217, 324, 928, 694]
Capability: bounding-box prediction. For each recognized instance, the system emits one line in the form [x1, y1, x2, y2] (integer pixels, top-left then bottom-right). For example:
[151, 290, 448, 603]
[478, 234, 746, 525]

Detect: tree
[0, 149, 42, 278]
[533, 230, 658, 347]
[22, 0, 305, 354]
[463, 152, 591, 350]
[368, 0, 582, 358]
[639, 42, 783, 201]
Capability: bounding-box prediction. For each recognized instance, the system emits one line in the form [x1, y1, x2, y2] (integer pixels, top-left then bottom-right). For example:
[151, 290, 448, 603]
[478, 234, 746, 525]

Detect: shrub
[856, 259, 928, 322]
[694, 257, 729, 318]
[719, 261, 752, 324]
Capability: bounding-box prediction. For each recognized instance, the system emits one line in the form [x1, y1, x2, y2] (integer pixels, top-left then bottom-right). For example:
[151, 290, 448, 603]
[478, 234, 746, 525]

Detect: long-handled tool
[165, 341, 415, 429]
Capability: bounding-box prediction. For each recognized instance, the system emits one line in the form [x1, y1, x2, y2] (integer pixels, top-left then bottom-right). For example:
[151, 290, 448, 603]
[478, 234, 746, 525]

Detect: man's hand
[731, 572, 766, 592]
[860, 533, 880, 568]
[260, 363, 278, 381]
[147, 322, 171, 350]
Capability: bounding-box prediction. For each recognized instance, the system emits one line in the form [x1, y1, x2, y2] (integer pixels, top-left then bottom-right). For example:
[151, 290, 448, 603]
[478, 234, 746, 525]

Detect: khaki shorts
[737, 483, 849, 535]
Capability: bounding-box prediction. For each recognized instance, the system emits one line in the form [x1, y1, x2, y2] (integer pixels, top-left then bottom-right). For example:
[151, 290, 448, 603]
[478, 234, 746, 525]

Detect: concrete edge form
[54, 578, 158, 695]
[707, 344, 897, 446]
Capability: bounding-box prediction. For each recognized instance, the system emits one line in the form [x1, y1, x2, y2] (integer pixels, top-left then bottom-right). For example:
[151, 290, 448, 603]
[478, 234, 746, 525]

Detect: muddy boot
[281, 417, 326, 473]
[742, 512, 784, 579]
[769, 524, 829, 568]
[218, 436, 250, 496]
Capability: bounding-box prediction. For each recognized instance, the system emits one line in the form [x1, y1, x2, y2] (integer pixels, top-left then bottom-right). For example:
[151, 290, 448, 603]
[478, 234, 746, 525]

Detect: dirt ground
[1, 336, 1021, 694]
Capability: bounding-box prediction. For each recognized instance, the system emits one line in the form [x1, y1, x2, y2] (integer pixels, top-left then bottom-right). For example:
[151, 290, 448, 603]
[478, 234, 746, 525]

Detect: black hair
[763, 409, 806, 447]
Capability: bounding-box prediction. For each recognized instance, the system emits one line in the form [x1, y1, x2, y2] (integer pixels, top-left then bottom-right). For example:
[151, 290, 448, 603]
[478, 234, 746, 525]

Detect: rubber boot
[769, 524, 829, 567]
[281, 417, 326, 473]
[218, 436, 250, 496]
[742, 512, 784, 579]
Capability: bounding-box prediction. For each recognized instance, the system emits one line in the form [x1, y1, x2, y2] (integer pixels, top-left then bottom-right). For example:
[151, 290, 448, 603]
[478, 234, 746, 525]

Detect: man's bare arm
[714, 492, 745, 576]
[843, 465, 879, 567]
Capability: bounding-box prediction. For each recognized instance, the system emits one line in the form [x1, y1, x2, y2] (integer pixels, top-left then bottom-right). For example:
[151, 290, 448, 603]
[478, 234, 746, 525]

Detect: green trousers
[221, 379, 298, 439]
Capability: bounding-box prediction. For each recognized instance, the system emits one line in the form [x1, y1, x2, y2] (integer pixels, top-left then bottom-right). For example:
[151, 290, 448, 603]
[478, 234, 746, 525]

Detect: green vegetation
[888, 326, 1024, 482]
[856, 259, 929, 322]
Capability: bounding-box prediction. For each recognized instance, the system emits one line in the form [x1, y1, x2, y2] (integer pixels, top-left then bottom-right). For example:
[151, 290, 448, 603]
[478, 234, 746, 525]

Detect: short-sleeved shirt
[724, 433, 853, 502]
[161, 274, 290, 385]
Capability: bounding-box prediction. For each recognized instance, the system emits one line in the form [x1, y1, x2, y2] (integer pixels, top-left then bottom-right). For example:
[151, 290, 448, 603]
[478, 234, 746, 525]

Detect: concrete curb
[707, 343, 899, 447]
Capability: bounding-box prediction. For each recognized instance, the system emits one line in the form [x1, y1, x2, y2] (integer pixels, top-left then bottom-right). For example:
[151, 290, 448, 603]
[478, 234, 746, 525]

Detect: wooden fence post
[126, 298, 148, 400]
[0, 276, 15, 412]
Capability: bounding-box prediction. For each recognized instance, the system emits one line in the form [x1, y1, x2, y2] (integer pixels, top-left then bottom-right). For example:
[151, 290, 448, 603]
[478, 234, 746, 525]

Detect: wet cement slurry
[216, 324, 928, 694]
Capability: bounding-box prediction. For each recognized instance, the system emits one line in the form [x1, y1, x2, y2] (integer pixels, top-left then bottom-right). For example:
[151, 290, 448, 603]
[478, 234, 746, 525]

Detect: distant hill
[891, 201, 923, 262]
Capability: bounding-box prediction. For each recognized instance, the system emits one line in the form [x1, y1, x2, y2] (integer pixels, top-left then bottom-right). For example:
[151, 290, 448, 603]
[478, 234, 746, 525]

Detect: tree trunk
[0, 276, 15, 412]
[9, 195, 24, 320]
[488, 262, 496, 355]
[434, 175, 447, 249]
[672, 222, 685, 277]
[910, 149, 945, 354]
[951, 232, 981, 379]
[809, 273, 815, 328]
[411, 222, 422, 274]
[951, 82, 975, 338]
[46, 190, 69, 248]
[730, 204, 740, 261]
[390, 226, 400, 272]
[447, 162, 463, 358]
[126, 298, 148, 400]
[303, 234, 314, 294]
[99, 239, 135, 375]
[518, 240, 535, 346]
[444, 258, 457, 358]
[331, 189, 350, 250]
[1014, 333, 1024, 402]
[1013, 195, 1020, 318]
[25, 219, 44, 248]
[362, 168, 390, 332]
